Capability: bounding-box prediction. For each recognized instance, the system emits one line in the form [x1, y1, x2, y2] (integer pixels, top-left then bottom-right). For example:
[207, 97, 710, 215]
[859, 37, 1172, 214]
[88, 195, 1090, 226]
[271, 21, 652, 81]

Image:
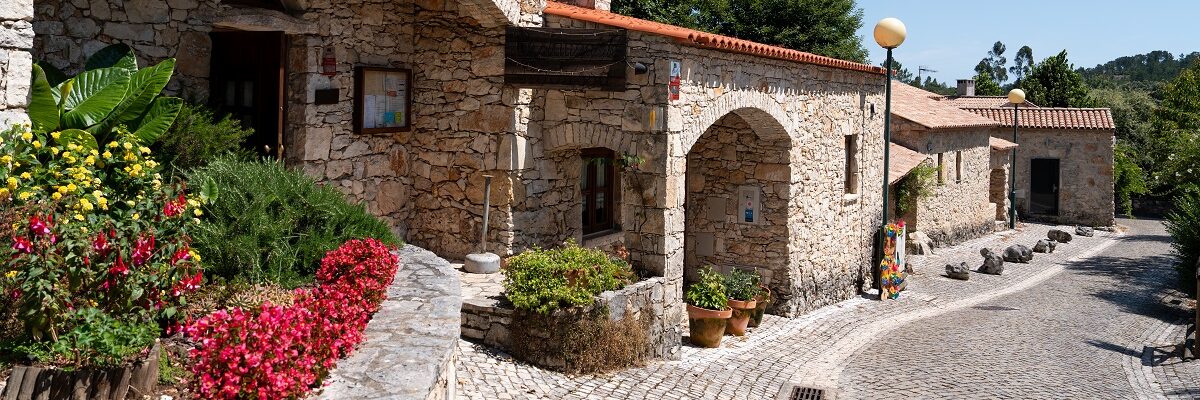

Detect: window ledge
[843, 193, 861, 203]
[583, 229, 624, 248]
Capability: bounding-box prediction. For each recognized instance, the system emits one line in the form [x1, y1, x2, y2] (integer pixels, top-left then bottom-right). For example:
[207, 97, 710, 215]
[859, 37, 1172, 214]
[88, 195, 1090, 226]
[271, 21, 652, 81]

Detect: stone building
[887, 83, 1008, 247]
[17, 0, 891, 319]
[0, 0, 34, 125]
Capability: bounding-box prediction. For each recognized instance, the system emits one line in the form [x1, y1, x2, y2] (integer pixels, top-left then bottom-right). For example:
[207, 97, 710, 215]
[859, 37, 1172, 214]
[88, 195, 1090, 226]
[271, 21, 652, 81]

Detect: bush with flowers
[185, 238, 398, 399]
[0, 122, 204, 367]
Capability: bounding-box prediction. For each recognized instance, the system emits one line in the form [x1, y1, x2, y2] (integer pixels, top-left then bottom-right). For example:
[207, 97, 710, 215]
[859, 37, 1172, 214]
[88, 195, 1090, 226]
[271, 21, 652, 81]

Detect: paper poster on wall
[355, 67, 411, 133]
[739, 186, 760, 224]
[668, 60, 681, 101]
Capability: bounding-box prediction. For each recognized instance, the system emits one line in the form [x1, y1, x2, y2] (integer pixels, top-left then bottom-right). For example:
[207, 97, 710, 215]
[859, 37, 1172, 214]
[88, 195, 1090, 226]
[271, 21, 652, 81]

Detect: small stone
[908, 231, 934, 255]
[1032, 239, 1056, 253]
[979, 248, 1005, 274]
[1075, 226, 1095, 237]
[1048, 229, 1073, 243]
[945, 262, 970, 280]
[1002, 245, 1033, 263]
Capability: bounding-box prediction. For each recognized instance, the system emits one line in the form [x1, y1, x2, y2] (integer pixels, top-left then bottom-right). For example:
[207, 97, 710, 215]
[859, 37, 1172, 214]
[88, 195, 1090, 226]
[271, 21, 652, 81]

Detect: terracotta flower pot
[748, 286, 771, 328]
[687, 304, 732, 348]
[725, 299, 757, 336]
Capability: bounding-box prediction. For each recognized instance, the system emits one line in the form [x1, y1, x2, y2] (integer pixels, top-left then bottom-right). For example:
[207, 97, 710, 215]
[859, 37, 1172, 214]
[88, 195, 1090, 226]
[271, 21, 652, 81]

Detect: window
[937, 153, 946, 185]
[581, 148, 616, 235]
[844, 135, 859, 194]
[955, 151, 963, 183]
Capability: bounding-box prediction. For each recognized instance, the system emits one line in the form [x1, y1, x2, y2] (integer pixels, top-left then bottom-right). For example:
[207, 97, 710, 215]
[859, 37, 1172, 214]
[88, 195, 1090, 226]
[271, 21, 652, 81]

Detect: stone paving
[455, 220, 1200, 399]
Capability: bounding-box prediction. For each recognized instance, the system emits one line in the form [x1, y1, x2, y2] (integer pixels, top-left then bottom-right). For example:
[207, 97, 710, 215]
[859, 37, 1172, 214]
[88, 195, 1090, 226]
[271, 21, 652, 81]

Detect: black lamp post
[1007, 88, 1025, 230]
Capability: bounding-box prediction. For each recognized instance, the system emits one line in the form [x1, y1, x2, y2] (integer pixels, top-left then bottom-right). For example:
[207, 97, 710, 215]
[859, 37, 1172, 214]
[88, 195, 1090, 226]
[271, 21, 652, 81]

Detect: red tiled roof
[543, 2, 886, 75]
[940, 96, 1038, 109]
[889, 143, 927, 184]
[990, 137, 1018, 150]
[890, 83, 1001, 129]
[964, 108, 1116, 130]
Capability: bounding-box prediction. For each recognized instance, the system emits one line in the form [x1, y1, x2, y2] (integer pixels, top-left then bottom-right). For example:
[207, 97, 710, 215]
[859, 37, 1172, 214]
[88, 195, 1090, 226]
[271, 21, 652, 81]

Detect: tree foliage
[973, 70, 1003, 96]
[1009, 45, 1034, 85]
[1019, 50, 1091, 107]
[974, 41, 1008, 84]
[1147, 61, 1200, 196]
[1081, 50, 1200, 92]
[611, 0, 869, 62]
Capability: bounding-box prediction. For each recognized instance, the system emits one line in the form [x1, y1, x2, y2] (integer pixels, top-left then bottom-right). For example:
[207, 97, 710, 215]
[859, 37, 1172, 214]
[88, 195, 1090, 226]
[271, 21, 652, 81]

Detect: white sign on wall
[739, 186, 760, 224]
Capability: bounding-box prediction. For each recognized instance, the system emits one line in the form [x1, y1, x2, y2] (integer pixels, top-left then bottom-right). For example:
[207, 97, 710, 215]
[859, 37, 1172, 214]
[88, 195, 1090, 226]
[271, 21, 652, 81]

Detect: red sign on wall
[668, 60, 681, 101]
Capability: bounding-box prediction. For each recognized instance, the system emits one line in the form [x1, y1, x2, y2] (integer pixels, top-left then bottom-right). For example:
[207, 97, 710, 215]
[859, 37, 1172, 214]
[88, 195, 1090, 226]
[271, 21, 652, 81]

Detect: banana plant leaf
[54, 129, 99, 151]
[28, 64, 60, 133]
[60, 67, 131, 130]
[113, 58, 176, 124]
[132, 97, 183, 144]
[84, 44, 138, 72]
[36, 61, 68, 87]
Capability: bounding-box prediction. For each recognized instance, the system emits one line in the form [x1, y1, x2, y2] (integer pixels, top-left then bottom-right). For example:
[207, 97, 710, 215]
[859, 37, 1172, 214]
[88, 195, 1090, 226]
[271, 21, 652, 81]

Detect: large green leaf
[54, 129, 99, 151]
[60, 67, 131, 129]
[36, 61, 68, 87]
[114, 58, 175, 124]
[84, 44, 137, 72]
[133, 97, 182, 144]
[28, 64, 60, 133]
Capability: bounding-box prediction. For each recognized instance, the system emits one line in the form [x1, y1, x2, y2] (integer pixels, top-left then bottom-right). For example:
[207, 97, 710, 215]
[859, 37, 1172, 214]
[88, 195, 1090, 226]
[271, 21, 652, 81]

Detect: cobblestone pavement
[456, 220, 1200, 399]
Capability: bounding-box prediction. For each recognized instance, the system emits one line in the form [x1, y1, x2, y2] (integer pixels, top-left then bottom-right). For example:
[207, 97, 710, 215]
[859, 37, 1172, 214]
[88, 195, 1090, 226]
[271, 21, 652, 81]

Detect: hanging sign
[321, 47, 337, 77]
[668, 60, 681, 101]
[504, 27, 628, 90]
[880, 221, 907, 300]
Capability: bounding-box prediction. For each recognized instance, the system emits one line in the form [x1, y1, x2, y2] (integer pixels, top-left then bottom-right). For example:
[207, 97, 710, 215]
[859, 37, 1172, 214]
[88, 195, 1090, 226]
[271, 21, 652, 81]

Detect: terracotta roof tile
[964, 108, 1116, 130]
[990, 137, 1018, 150]
[940, 96, 1038, 109]
[889, 143, 927, 184]
[890, 83, 1001, 129]
[543, 2, 885, 75]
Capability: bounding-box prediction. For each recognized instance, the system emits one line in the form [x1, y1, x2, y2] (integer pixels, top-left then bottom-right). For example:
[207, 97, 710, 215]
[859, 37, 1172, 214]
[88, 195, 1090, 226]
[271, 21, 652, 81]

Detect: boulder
[1002, 245, 1033, 263]
[1033, 239, 1056, 253]
[1075, 226, 1095, 237]
[979, 248, 1005, 274]
[946, 262, 970, 280]
[1048, 229, 1073, 243]
[907, 231, 934, 255]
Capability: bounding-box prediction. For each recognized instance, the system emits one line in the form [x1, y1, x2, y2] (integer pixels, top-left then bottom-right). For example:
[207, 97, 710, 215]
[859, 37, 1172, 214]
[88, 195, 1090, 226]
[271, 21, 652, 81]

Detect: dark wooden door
[209, 31, 285, 158]
[1029, 158, 1060, 215]
[581, 149, 616, 235]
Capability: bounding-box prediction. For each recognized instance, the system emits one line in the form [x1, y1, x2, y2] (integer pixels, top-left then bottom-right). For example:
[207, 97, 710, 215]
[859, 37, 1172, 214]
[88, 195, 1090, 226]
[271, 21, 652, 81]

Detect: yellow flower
[20, 132, 32, 141]
[0, 155, 10, 164]
[193, 208, 203, 217]
[79, 198, 93, 211]
[74, 214, 84, 221]
[139, 146, 150, 154]
[51, 192, 62, 200]
[189, 250, 201, 262]
[132, 213, 140, 220]
[19, 172, 30, 180]
[4, 271, 16, 279]
[17, 191, 32, 200]
[188, 199, 200, 207]
[66, 183, 77, 192]
[192, 217, 201, 225]
[51, 131, 61, 140]
[6, 177, 17, 189]
[102, 151, 112, 159]
[123, 142, 133, 150]
[31, 140, 41, 149]
[80, 227, 88, 234]
[97, 197, 108, 210]
[126, 200, 136, 207]
[0, 188, 8, 198]
[84, 156, 95, 165]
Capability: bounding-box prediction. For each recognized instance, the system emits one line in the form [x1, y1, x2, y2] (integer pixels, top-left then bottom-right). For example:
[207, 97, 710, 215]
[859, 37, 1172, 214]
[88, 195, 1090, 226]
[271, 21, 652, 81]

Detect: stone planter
[1, 342, 159, 400]
[686, 304, 731, 348]
[748, 286, 771, 328]
[725, 299, 757, 336]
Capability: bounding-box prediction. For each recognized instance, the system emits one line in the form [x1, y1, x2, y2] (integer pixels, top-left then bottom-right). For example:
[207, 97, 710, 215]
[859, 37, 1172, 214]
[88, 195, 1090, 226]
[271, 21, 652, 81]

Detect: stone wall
[891, 124, 996, 246]
[0, 0, 33, 126]
[989, 149, 1012, 224]
[996, 128, 1115, 227]
[319, 245, 461, 400]
[460, 276, 679, 370]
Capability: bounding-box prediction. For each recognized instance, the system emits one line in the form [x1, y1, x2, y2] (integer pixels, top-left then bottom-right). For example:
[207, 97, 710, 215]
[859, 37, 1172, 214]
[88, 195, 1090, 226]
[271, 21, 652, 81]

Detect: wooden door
[1029, 158, 1060, 215]
[209, 31, 286, 158]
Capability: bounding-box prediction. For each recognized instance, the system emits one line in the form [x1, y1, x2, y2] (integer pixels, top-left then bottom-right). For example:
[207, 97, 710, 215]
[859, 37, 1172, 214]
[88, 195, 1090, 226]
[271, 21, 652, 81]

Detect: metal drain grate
[790, 387, 826, 400]
[972, 305, 1020, 311]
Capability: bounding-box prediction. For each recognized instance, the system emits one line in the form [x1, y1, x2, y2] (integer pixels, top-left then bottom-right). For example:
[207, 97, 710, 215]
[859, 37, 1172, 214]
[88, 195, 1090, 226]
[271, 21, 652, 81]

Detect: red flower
[29, 215, 51, 236]
[163, 194, 187, 217]
[132, 234, 155, 266]
[171, 247, 191, 265]
[92, 232, 111, 256]
[109, 256, 130, 276]
[11, 237, 32, 254]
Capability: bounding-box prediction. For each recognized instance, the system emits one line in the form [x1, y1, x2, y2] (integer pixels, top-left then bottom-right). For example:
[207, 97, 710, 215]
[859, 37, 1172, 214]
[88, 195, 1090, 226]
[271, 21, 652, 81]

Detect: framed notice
[354, 66, 411, 133]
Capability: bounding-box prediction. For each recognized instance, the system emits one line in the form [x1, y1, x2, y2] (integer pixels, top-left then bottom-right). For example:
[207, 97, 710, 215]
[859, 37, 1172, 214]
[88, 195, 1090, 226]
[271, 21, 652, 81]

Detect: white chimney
[956, 79, 975, 96]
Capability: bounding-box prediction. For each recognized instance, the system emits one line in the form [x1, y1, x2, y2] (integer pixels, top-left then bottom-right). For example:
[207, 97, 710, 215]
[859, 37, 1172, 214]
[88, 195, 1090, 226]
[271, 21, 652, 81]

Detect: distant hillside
[1080, 50, 1200, 91]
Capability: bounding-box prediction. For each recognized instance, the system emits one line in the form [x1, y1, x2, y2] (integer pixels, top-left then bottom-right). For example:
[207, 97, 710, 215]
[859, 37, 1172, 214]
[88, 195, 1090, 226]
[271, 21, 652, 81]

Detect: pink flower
[108, 256, 129, 276]
[92, 232, 111, 256]
[29, 215, 51, 236]
[131, 234, 155, 266]
[11, 236, 32, 253]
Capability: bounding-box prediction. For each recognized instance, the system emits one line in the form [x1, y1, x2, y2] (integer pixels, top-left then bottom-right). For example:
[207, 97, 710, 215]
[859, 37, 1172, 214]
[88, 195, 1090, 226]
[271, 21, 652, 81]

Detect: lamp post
[1007, 89, 1025, 230]
[874, 18, 906, 243]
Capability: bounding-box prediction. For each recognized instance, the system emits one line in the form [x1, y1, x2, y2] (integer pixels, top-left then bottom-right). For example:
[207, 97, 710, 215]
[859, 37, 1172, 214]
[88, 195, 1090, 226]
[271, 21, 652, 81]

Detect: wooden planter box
[1, 342, 159, 400]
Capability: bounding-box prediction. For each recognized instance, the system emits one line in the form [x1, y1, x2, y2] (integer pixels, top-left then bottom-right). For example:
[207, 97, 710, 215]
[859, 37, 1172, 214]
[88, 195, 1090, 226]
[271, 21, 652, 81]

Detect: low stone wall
[318, 245, 461, 400]
[461, 276, 680, 371]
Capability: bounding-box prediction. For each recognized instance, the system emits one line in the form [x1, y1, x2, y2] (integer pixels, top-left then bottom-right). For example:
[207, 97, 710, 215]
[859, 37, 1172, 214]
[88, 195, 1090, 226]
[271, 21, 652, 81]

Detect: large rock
[1032, 239, 1056, 253]
[946, 262, 970, 280]
[1075, 226, 1095, 237]
[908, 231, 934, 255]
[979, 248, 1005, 274]
[1048, 229, 1073, 243]
[1002, 245, 1033, 263]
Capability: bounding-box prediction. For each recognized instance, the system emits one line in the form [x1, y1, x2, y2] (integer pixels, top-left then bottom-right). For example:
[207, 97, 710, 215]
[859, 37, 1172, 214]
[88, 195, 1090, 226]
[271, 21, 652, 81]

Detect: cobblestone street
[456, 220, 1200, 399]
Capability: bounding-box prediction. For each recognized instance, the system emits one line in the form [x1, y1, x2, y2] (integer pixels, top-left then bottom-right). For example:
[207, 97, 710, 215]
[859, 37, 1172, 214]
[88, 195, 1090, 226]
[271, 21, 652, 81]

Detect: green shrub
[723, 269, 761, 302]
[896, 162, 937, 215]
[503, 241, 634, 314]
[3, 308, 158, 368]
[154, 102, 254, 173]
[186, 157, 399, 288]
[1167, 191, 1200, 295]
[685, 267, 727, 310]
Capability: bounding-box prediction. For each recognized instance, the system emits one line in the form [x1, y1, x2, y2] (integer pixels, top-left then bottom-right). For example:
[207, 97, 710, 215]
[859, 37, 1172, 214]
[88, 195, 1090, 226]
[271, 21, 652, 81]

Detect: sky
[855, 0, 1199, 85]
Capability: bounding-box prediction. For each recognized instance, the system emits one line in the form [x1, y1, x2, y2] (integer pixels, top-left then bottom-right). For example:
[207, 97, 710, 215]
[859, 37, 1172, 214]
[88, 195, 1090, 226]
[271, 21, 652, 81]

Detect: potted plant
[749, 283, 771, 328]
[685, 267, 731, 348]
[723, 269, 760, 336]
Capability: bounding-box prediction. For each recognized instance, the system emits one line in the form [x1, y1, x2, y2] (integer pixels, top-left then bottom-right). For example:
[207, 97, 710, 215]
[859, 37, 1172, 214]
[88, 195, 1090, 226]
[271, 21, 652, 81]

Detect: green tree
[973, 70, 1003, 96]
[1019, 50, 1090, 107]
[1148, 61, 1200, 195]
[882, 59, 914, 84]
[1008, 45, 1034, 85]
[974, 41, 1008, 84]
[611, 0, 869, 63]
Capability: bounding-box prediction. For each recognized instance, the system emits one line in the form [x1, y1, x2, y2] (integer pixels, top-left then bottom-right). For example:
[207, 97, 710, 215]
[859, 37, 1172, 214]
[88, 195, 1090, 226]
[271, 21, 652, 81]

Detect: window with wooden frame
[581, 148, 617, 235]
[955, 151, 963, 183]
[844, 134, 859, 194]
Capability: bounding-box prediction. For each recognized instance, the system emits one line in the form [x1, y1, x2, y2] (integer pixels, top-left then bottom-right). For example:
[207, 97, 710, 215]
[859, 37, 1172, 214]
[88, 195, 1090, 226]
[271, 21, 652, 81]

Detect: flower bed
[184, 238, 399, 399]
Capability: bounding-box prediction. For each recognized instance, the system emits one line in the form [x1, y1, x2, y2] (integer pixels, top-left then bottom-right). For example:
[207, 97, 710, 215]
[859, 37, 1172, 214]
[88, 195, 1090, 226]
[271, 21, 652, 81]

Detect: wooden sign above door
[504, 27, 628, 91]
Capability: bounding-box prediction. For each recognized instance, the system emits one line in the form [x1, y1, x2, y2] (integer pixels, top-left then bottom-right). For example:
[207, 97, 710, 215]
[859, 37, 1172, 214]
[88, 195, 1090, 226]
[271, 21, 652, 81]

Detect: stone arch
[456, 0, 525, 28]
[543, 123, 639, 155]
[678, 90, 796, 156]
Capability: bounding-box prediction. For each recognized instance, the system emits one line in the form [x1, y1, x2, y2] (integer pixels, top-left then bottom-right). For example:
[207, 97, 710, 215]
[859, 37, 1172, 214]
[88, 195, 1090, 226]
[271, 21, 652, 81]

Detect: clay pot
[725, 299, 757, 336]
[687, 304, 732, 348]
[748, 286, 771, 328]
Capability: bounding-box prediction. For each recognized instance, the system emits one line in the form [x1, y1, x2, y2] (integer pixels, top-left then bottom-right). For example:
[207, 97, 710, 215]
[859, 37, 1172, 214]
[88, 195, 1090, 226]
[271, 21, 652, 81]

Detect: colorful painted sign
[880, 221, 906, 300]
[668, 60, 681, 101]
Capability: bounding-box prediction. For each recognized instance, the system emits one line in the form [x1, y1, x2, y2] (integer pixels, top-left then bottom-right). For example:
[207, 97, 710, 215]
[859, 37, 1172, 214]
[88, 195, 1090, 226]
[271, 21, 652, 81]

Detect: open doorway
[209, 30, 286, 159]
[1029, 158, 1060, 215]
